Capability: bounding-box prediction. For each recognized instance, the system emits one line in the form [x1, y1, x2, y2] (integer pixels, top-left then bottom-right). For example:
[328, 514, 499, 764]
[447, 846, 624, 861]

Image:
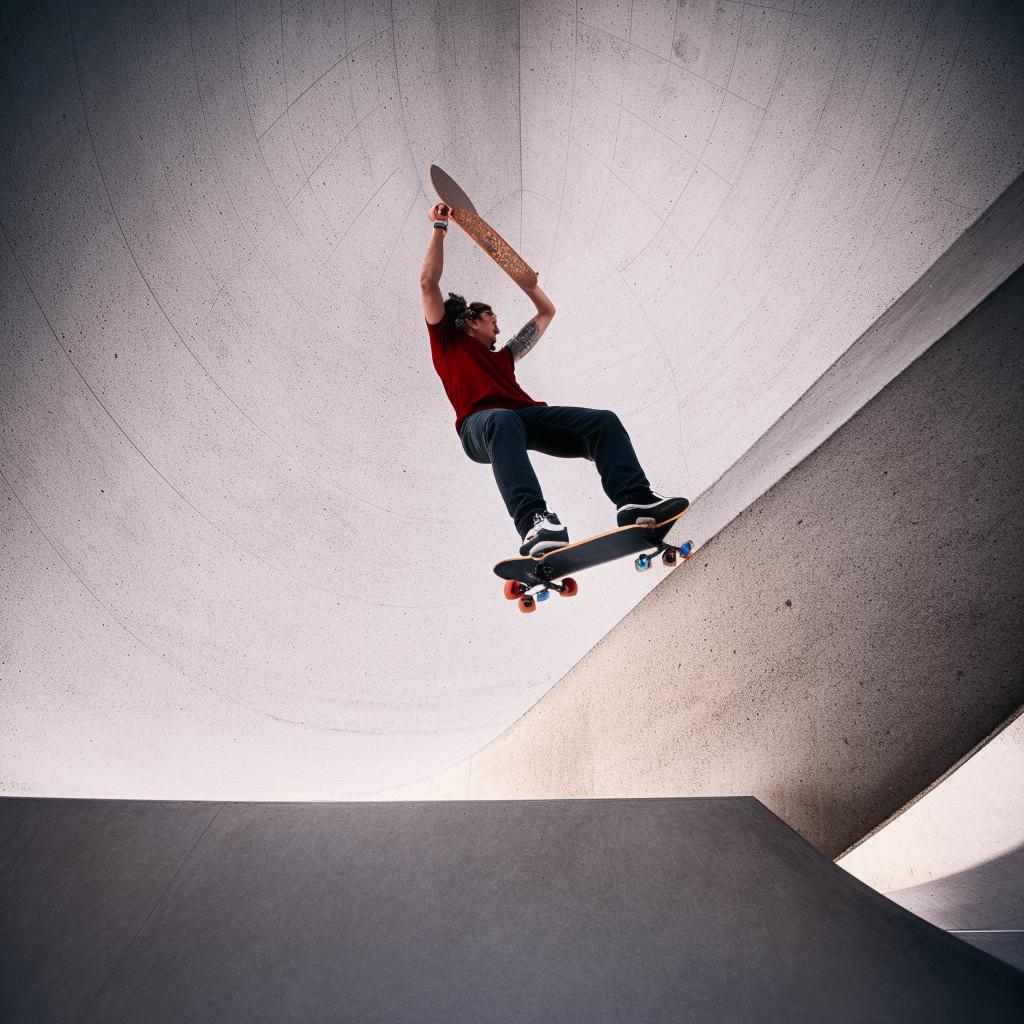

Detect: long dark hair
[444, 293, 493, 339]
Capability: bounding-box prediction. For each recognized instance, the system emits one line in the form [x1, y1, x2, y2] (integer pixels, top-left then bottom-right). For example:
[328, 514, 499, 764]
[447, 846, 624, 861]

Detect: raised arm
[506, 282, 556, 362]
[420, 202, 450, 325]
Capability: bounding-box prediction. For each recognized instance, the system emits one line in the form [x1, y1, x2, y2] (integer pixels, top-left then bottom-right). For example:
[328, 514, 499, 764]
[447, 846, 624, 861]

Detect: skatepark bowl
[2, 0, 1023, 1019]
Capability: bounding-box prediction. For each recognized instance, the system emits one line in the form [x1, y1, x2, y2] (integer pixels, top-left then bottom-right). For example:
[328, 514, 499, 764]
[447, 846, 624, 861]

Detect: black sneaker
[616, 491, 689, 528]
[519, 511, 570, 556]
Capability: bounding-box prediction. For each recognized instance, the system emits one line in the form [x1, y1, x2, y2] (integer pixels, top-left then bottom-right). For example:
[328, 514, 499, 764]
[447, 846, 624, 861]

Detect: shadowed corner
[886, 843, 1024, 972]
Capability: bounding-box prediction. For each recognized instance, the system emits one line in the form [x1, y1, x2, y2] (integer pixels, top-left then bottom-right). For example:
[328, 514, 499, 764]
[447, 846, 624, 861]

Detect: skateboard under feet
[493, 507, 695, 614]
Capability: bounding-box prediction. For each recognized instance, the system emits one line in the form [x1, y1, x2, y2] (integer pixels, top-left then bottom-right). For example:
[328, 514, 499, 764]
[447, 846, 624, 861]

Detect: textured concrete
[836, 712, 1024, 971]
[839, 711, 1024, 892]
[3, 796, 1023, 1023]
[679, 170, 1024, 558]
[2, 0, 1024, 798]
[380, 262, 1024, 860]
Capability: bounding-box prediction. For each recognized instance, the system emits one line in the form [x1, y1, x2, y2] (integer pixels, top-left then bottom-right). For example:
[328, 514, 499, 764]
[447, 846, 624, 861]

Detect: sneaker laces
[526, 510, 559, 538]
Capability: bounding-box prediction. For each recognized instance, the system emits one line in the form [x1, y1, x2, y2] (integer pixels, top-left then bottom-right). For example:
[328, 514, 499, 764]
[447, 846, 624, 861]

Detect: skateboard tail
[429, 165, 538, 289]
[428, 164, 478, 214]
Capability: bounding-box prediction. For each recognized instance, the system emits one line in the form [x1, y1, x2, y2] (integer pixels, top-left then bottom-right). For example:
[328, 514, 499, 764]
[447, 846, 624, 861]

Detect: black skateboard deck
[494, 505, 694, 613]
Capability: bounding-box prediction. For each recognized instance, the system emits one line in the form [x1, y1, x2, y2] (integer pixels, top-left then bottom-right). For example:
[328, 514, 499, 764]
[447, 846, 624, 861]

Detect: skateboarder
[421, 201, 688, 556]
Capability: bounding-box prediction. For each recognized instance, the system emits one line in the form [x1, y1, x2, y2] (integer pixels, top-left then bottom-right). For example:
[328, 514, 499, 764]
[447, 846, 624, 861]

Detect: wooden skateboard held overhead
[429, 165, 539, 289]
[494, 507, 695, 615]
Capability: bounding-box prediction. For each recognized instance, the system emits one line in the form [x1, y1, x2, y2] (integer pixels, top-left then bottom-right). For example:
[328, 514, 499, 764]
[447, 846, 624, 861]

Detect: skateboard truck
[503, 575, 579, 613]
[630, 516, 692, 572]
[634, 537, 693, 573]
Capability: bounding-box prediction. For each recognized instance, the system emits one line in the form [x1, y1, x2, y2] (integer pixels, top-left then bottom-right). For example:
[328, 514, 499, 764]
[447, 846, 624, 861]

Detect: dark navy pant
[459, 406, 650, 537]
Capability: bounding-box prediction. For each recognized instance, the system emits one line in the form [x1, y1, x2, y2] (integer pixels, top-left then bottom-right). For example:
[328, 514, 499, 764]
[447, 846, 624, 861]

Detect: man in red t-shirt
[421, 202, 688, 556]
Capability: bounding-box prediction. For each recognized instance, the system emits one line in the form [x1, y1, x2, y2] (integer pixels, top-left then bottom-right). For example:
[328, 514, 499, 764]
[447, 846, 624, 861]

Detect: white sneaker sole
[524, 539, 569, 556]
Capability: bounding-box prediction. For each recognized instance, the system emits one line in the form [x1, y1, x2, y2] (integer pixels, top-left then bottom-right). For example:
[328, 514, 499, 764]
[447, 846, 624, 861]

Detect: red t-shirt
[427, 318, 547, 434]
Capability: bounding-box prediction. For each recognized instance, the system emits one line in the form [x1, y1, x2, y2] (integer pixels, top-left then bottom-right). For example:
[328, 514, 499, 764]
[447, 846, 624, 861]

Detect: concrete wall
[380, 263, 1024, 860]
[838, 710, 1024, 971]
[4, 0, 1024, 799]
[840, 710, 1024, 892]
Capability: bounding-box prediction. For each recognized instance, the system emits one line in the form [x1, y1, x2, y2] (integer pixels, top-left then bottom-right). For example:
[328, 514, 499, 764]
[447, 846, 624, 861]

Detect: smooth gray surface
[888, 844, 1024, 973]
[0, 800, 222, 1023]
[2, 796, 1023, 1023]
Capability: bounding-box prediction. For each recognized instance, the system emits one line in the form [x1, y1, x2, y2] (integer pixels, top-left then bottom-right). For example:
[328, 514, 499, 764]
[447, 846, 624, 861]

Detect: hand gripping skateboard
[429, 165, 539, 289]
[493, 507, 695, 614]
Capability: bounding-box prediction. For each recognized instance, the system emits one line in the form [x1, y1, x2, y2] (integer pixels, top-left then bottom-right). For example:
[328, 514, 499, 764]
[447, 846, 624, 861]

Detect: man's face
[469, 309, 500, 346]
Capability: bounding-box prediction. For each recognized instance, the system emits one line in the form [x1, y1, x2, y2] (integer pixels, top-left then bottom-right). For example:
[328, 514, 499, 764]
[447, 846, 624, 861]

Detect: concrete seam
[544, 2, 577, 271]
[75, 803, 227, 1024]
[836, 699, 1024, 861]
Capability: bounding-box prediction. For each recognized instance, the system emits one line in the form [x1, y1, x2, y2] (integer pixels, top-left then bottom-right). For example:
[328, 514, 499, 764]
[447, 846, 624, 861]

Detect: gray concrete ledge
[2, 797, 1023, 1022]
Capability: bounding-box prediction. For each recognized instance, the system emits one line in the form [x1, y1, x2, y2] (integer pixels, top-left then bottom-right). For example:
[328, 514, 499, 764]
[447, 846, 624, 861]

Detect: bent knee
[484, 409, 525, 438]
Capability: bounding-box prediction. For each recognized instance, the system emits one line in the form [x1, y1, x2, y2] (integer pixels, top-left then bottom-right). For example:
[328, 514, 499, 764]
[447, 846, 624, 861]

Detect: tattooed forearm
[507, 319, 540, 362]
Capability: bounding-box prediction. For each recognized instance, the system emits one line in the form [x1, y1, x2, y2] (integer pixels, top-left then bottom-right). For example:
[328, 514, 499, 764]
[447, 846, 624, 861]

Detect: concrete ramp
[3, 797, 1022, 1022]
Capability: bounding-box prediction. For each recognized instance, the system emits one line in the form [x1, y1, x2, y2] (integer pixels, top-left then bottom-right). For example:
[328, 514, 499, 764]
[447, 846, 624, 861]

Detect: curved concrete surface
[3, 1, 1024, 799]
[836, 711, 1024, 970]
[4, 797, 1023, 1022]
[379, 263, 1024, 860]
[886, 843, 1024, 973]
[839, 711, 1024, 893]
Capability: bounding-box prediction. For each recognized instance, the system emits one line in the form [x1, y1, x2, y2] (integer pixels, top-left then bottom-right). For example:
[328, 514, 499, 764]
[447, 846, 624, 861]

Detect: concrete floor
[3, 797, 1023, 1023]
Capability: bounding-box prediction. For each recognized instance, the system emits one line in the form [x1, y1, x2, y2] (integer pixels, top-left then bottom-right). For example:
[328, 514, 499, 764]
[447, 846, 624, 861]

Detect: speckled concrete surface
[2, 0, 1023, 798]
[383, 263, 1024, 859]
